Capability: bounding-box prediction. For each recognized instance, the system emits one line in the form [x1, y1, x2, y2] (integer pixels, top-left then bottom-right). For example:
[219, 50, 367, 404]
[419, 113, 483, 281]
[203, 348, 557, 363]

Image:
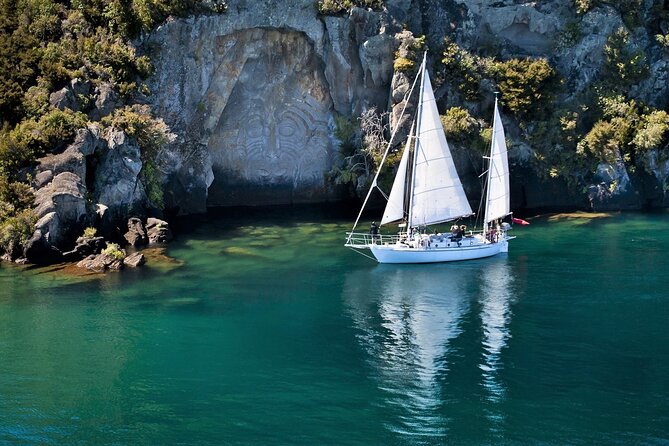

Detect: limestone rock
[123, 252, 146, 268]
[124, 217, 149, 246]
[146, 217, 173, 244]
[94, 130, 147, 219]
[77, 253, 124, 272]
[37, 149, 86, 180]
[34, 170, 53, 188]
[32, 172, 92, 247]
[49, 87, 78, 111]
[89, 82, 120, 120]
[587, 162, 640, 211]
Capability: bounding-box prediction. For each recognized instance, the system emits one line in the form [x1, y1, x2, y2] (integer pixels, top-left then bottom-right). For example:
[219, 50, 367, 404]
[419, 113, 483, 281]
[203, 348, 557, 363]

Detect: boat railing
[344, 232, 401, 247]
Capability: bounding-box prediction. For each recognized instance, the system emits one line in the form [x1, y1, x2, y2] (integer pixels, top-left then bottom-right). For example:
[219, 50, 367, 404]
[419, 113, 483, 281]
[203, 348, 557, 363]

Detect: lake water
[1, 208, 668, 445]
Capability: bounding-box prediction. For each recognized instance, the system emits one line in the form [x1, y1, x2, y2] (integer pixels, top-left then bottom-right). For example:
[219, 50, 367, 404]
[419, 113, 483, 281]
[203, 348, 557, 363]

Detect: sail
[381, 124, 413, 225]
[484, 102, 511, 223]
[409, 69, 473, 227]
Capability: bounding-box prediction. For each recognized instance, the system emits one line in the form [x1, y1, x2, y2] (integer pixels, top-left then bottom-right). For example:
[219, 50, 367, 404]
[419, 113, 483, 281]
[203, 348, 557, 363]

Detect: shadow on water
[342, 256, 516, 443]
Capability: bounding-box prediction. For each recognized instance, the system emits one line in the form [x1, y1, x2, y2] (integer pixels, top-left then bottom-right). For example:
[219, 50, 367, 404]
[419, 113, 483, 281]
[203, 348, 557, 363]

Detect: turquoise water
[1, 209, 668, 445]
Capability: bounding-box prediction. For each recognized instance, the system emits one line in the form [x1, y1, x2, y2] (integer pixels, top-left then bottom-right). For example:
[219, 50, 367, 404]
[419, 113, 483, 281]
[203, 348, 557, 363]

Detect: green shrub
[101, 242, 126, 260]
[0, 209, 37, 255]
[83, 227, 98, 238]
[491, 58, 557, 118]
[440, 107, 478, 143]
[394, 57, 415, 73]
[141, 161, 164, 209]
[577, 120, 620, 163]
[633, 111, 669, 151]
[602, 28, 649, 92]
[102, 104, 174, 161]
[0, 176, 34, 220]
[441, 37, 487, 100]
[656, 33, 669, 49]
[334, 115, 359, 156]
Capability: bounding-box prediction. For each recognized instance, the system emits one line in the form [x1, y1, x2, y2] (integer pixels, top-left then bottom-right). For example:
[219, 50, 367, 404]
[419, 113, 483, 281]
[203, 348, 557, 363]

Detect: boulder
[123, 252, 146, 268]
[77, 253, 124, 272]
[89, 82, 120, 120]
[62, 236, 106, 261]
[70, 78, 91, 99]
[24, 230, 64, 265]
[124, 217, 148, 246]
[146, 217, 173, 244]
[32, 173, 92, 247]
[49, 87, 78, 111]
[34, 170, 53, 188]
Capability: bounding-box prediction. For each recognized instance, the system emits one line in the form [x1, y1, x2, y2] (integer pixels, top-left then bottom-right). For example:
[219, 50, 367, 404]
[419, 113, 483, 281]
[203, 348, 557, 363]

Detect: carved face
[209, 51, 331, 188]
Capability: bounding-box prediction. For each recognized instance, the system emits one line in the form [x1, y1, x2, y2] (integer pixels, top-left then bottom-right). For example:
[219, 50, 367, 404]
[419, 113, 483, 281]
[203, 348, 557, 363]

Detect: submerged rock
[77, 253, 125, 272]
[123, 252, 146, 268]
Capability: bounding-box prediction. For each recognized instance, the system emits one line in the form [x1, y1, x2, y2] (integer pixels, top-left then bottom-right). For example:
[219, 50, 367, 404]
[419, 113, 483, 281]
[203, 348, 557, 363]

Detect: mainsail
[484, 100, 511, 223]
[409, 63, 473, 227]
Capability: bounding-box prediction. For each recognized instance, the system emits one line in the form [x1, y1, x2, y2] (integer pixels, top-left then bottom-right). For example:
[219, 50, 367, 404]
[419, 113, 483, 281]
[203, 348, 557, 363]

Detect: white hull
[369, 240, 507, 264]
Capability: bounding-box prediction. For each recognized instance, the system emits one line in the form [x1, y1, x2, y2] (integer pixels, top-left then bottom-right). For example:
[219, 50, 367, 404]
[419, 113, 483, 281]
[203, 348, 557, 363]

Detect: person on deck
[369, 221, 379, 243]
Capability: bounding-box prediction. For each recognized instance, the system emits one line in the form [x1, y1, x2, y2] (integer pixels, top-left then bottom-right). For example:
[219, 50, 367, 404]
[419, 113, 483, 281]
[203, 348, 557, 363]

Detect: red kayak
[512, 217, 530, 226]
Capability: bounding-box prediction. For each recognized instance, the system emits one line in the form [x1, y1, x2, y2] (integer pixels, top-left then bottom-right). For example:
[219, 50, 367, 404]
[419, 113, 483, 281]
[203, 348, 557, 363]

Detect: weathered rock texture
[139, 0, 669, 212]
[143, 0, 400, 211]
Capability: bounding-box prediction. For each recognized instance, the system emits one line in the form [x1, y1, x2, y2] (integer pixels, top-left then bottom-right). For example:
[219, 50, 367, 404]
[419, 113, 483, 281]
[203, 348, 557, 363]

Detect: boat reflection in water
[343, 258, 515, 440]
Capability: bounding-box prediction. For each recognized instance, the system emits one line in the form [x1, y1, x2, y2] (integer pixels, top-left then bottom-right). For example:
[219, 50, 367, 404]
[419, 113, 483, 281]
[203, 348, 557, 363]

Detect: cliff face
[143, 0, 395, 211]
[141, 0, 669, 212]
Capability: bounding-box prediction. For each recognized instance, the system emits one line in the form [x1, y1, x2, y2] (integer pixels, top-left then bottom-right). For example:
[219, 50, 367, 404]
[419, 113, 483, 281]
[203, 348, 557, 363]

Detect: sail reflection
[479, 259, 514, 403]
[343, 259, 515, 441]
[343, 264, 474, 440]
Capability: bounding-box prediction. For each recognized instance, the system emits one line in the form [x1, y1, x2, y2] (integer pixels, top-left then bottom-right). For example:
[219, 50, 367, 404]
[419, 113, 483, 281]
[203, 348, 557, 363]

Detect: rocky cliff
[138, 0, 669, 214]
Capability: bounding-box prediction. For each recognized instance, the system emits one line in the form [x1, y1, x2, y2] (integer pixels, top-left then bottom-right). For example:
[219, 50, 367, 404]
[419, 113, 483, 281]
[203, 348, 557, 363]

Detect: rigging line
[346, 246, 378, 262]
[346, 57, 423, 243]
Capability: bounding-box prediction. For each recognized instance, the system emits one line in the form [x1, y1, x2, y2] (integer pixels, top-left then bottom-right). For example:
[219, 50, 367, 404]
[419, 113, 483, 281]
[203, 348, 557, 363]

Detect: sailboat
[345, 53, 515, 264]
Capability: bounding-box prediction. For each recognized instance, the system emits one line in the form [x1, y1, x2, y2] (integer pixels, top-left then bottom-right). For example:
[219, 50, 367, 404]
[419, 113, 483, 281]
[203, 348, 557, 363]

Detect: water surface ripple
[1, 210, 668, 445]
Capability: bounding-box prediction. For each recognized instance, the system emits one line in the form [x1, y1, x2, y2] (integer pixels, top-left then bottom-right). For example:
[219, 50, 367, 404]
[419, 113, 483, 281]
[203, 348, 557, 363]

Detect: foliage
[0, 175, 34, 221]
[101, 242, 125, 260]
[441, 36, 489, 101]
[577, 120, 620, 163]
[657, 33, 669, 49]
[394, 57, 415, 73]
[440, 107, 478, 143]
[633, 111, 669, 151]
[333, 115, 360, 156]
[102, 104, 175, 161]
[317, 0, 384, 15]
[490, 58, 557, 118]
[0, 208, 37, 256]
[83, 227, 98, 238]
[0, 108, 88, 177]
[394, 35, 426, 74]
[602, 27, 649, 93]
[141, 161, 164, 209]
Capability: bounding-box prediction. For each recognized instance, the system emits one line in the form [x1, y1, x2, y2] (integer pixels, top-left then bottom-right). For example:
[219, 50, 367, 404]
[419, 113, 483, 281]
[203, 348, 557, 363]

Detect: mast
[345, 63, 422, 243]
[407, 52, 427, 230]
